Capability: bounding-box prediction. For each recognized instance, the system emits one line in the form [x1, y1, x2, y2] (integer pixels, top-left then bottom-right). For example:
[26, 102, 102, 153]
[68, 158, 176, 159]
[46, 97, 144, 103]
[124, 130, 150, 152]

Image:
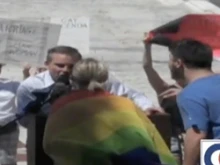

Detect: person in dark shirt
[142, 33, 184, 163]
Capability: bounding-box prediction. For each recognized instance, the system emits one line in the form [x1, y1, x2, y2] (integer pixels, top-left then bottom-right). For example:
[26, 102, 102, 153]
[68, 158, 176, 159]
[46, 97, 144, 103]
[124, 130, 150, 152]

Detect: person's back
[44, 89, 177, 165]
[177, 74, 220, 139]
[43, 58, 178, 165]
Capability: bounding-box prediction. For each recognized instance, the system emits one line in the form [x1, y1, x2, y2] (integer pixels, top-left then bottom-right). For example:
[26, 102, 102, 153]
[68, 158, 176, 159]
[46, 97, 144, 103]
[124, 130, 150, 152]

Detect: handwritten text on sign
[0, 19, 61, 65]
[51, 17, 90, 54]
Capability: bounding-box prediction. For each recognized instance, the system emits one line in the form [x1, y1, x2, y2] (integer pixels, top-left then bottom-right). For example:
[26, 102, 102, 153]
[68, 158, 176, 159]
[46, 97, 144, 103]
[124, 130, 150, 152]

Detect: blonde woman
[43, 58, 178, 165]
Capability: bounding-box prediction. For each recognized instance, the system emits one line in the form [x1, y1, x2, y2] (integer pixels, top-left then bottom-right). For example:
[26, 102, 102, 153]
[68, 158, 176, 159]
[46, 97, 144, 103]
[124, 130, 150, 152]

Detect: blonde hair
[72, 58, 108, 91]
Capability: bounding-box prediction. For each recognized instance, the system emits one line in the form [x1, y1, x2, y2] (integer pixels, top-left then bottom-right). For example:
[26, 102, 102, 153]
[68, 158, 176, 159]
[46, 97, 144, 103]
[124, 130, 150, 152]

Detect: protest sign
[0, 18, 61, 65]
[51, 17, 90, 54]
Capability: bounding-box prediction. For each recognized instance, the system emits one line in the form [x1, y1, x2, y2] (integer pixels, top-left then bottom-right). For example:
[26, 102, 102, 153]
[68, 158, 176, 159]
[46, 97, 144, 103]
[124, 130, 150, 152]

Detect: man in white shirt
[0, 63, 30, 165]
[16, 46, 155, 165]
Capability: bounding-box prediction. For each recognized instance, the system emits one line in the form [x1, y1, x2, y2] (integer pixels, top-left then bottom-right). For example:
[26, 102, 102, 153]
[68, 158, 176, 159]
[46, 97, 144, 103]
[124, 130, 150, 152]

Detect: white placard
[0, 18, 61, 65]
[200, 139, 220, 165]
[51, 17, 90, 54]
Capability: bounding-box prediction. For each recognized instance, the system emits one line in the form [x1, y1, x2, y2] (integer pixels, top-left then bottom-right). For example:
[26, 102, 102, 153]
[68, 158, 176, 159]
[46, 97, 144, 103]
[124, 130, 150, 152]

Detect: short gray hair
[72, 58, 108, 90]
[46, 46, 82, 62]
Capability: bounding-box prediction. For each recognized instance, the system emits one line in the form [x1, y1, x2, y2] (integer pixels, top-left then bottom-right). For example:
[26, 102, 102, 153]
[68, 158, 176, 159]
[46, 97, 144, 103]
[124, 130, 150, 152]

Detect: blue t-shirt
[177, 74, 220, 138]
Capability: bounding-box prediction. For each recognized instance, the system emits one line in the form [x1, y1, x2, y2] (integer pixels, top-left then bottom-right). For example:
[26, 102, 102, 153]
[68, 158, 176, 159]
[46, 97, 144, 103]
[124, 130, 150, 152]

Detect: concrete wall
[1, 0, 220, 105]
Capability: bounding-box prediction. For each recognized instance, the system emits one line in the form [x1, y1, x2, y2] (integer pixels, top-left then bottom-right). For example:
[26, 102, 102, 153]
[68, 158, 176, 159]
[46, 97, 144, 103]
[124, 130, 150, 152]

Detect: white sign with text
[0, 18, 61, 65]
[51, 17, 90, 54]
[201, 139, 220, 165]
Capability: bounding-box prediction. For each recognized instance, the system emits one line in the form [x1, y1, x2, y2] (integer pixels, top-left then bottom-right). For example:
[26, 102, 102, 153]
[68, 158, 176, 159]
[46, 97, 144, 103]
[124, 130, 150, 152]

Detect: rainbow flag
[43, 90, 178, 165]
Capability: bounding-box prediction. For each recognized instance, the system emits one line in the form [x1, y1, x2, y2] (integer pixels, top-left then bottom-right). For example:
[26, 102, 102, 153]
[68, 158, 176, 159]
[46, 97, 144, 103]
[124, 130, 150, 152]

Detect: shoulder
[106, 72, 121, 84]
[182, 75, 220, 94]
[105, 72, 122, 88]
[19, 71, 54, 92]
[178, 78, 207, 99]
[178, 74, 220, 105]
[0, 78, 20, 93]
[0, 78, 20, 86]
[177, 83, 205, 109]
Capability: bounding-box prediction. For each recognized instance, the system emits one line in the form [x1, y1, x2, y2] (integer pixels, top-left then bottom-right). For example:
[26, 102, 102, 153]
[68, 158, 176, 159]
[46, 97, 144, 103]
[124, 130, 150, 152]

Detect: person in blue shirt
[168, 39, 220, 165]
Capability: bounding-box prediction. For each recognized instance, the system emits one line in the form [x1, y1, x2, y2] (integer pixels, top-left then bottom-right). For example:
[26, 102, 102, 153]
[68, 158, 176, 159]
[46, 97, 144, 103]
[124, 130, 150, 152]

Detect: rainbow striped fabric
[43, 90, 178, 165]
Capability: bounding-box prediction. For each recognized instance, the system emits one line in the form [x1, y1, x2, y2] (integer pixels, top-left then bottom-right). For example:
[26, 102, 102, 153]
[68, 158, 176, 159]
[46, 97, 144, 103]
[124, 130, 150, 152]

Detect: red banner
[146, 14, 220, 60]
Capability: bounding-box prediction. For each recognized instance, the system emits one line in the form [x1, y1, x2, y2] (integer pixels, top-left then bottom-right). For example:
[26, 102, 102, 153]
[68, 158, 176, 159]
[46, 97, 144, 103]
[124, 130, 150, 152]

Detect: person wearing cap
[0, 63, 31, 165]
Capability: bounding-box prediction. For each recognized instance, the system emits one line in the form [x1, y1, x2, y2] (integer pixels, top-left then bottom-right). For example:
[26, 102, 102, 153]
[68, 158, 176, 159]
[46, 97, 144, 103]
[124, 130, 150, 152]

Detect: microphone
[0, 74, 72, 129]
[56, 73, 70, 85]
[45, 73, 72, 104]
[27, 73, 71, 113]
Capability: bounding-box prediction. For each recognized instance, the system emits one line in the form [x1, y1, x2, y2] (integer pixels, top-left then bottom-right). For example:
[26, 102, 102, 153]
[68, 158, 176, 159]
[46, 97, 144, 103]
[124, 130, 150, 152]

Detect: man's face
[168, 53, 184, 81]
[45, 53, 80, 81]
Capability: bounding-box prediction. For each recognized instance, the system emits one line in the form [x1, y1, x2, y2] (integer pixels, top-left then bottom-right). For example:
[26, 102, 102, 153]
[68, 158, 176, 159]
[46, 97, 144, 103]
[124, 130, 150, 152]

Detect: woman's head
[72, 58, 108, 91]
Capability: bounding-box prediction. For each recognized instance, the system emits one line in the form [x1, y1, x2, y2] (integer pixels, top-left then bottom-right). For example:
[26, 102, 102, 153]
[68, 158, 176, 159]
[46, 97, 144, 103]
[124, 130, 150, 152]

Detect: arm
[16, 83, 37, 127]
[177, 96, 208, 165]
[22, 64, 46, 80]
[143, 42, 169, 95]
[105, 74, 154, 111]
[184, 128, 206, 165]
[22, 64, 31, 80]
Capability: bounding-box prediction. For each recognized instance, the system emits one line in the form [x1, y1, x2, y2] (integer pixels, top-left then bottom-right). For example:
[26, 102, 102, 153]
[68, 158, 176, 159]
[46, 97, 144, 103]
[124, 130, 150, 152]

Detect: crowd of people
[0, 33, 219, 165]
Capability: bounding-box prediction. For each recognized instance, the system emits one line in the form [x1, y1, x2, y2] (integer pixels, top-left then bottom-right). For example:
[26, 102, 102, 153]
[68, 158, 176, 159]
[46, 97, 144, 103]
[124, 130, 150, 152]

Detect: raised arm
[143, 40, 169, 95]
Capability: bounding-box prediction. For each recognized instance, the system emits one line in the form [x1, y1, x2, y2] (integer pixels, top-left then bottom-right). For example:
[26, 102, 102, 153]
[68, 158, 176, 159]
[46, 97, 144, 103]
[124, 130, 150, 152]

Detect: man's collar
[39, 70, 55, 86]
[46, 71, 55, 83]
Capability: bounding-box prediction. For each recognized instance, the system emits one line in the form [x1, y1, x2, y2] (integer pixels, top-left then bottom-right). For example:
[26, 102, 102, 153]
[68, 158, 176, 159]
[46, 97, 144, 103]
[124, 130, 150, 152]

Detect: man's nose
[61, 65, 72, 73]
[62, 65, 69, 72]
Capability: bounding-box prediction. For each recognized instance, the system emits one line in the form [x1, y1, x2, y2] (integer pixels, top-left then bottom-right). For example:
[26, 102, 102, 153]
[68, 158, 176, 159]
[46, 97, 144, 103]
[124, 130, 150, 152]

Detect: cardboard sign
[51, 17, 90, 55]
[0, 18, 61, 65]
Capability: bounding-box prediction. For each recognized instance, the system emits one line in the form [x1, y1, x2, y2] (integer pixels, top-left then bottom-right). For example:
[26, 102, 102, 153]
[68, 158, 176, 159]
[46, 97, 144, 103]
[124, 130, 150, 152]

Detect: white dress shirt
[0, 78, 20, 126]
[16, 71, 153, 126]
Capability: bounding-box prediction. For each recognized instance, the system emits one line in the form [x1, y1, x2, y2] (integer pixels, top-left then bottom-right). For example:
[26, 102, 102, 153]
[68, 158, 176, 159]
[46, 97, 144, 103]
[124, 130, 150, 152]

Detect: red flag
[146, 14, 220, 60]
